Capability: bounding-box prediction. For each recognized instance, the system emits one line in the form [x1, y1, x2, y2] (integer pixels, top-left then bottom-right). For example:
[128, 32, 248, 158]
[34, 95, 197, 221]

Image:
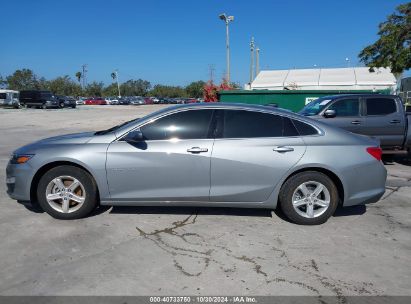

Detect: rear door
[362, 97, 405, 147]
[320, 97, 363, 133]
[209, 109, 306, 202]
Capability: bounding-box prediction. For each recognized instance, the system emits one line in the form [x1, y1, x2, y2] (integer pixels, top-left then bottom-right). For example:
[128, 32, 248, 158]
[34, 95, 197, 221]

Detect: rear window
[366, 98, 396, 115]
[291, 119, 319, 136]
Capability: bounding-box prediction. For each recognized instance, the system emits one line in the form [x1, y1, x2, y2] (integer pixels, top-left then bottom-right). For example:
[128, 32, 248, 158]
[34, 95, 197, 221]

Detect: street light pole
[256, 46, 260, 77]
[219, 13, 234, 83]
[250, 37, 255, 83]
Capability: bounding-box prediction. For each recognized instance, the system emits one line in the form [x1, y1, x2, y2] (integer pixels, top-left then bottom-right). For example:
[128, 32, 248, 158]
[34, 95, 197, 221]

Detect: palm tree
[75, 72, 82, 83]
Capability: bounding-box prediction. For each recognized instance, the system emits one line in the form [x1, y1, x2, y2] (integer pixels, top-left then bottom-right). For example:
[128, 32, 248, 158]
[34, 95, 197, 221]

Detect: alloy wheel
[292, 181, 330, 218]
[45, 176, 86, 213]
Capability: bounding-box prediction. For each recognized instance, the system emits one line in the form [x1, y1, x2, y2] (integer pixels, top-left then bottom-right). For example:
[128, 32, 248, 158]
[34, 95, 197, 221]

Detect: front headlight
[10, 154, 34, 164]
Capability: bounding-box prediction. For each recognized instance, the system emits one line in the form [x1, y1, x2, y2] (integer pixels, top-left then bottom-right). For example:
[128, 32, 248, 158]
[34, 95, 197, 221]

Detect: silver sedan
[6, 103, 387, 225]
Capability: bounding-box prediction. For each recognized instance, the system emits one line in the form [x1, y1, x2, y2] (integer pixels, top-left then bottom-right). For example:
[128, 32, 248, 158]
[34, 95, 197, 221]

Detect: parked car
[118, 98, 130, 105]
[19, 90, 59, 109]
[105, 97, 118, 105]
[0, 90, 20, 108]
[6, 103, 386, 225]
[144, 97, 153, 104]
[299, 94, 411, 155]
[130, 97, 144, 105]
[84, 97, 107, 105]
[55, 95, 76, 108]
[184, 98, 198, 104]
[76, 97, 87, 105]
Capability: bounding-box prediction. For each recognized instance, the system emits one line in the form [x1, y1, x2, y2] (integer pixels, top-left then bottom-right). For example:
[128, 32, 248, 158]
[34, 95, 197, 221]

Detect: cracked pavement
[0, 106, 410, 299]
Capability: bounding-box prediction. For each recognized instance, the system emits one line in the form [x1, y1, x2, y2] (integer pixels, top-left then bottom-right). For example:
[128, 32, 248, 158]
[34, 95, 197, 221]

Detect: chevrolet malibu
[6, 103, 387, 225]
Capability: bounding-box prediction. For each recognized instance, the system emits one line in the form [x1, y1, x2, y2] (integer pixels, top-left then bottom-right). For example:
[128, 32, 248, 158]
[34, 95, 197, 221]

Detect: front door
[106, 109, 215, 202]
[319, 97, 363, 133]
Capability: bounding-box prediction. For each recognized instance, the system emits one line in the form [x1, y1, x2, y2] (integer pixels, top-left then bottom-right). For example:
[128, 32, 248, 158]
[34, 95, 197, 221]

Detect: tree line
[0, 69, 207, 98]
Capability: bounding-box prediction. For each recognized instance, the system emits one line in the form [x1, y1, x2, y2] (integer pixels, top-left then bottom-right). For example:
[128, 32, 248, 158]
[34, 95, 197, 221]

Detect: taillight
[366, 147, 382, 161]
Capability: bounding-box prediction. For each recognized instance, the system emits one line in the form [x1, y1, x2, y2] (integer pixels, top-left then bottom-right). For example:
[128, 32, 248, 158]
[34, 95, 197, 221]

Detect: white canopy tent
[250, 67, 397, 91]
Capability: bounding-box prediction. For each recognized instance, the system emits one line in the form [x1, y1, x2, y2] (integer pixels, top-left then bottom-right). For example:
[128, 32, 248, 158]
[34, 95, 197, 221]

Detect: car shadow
[333, 204, 366, 217]
[109, 205, 272, 217]
[19, 201, 367, 221]
[18, 200, 112, 217]
[18, 200, 44, 214]
[394, 155, 411, 166]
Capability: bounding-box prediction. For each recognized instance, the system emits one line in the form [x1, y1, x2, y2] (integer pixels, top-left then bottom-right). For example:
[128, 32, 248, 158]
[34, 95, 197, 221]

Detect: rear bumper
[342, 161, 387, 207]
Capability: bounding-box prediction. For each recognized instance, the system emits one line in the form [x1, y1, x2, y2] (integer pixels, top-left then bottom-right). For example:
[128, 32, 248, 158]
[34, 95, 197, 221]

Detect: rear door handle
[390, 119, 401, 124]
[351, 120, 361, 125]
[187, 147, 208, 153]
[273, 146, 294, 153]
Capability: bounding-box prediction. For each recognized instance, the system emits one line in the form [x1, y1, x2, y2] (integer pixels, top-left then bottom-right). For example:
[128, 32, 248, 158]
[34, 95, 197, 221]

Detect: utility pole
[219, 13, 234, 83]
[255, 46, 260, 77]
[115, 69, 121, 98]
[81, 64, 88, 88]
[250, 37, 255, 83]
[209, 64, 215, 83]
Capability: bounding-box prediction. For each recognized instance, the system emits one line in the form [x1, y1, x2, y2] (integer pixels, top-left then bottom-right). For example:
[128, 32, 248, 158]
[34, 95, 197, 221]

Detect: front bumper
[6, 161, 35, 201]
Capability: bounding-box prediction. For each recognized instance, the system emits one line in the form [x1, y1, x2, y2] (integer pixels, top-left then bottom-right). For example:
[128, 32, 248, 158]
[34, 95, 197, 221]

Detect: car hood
[14, 132, 95, 154]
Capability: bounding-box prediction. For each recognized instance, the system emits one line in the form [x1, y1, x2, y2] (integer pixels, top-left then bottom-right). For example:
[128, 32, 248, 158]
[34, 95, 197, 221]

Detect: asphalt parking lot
[0, 105, 410, 298]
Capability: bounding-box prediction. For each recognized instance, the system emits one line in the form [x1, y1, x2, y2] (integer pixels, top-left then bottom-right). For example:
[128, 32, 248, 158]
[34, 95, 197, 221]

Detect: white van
[0, 90, 20, 108]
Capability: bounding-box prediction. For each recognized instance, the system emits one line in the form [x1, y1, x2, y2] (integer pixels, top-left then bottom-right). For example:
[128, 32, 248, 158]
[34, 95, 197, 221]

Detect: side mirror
[123, 129, 144, 143]
[324, 109, 336, 118]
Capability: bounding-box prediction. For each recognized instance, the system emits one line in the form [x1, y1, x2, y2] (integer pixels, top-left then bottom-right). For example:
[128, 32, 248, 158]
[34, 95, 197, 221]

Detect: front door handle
[187, 147, 208, 153]
[390, 119, 401, 124]
[351, 120, 361, 125]
[273, 146, 294, 153]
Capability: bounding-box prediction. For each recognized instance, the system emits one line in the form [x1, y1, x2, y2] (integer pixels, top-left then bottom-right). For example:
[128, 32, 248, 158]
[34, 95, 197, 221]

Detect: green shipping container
[218, 89, 390, 112]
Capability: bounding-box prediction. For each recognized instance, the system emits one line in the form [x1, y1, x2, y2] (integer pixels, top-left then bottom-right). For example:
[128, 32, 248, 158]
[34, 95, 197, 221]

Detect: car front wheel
[37, 165, 98, 219]
[279, 171, 339, 225]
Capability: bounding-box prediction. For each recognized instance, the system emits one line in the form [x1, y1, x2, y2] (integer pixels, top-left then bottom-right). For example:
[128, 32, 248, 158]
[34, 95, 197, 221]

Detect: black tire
[37, 165, 98, 219]
[59, 102, 65, 109]
[279, 171, 339, 225]
[41, 103, 47, 109]
[71, 105, 76, 109]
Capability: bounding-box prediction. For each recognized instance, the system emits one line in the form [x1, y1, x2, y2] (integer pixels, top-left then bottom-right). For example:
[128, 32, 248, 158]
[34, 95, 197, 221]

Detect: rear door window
[222, 110, 298, 138]
[366, 98, 397, 115]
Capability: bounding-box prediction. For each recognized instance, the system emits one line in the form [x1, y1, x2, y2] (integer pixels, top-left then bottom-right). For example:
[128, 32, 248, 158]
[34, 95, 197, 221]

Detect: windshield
[299, 97, 332, 116]
[95, 118, 140, 135]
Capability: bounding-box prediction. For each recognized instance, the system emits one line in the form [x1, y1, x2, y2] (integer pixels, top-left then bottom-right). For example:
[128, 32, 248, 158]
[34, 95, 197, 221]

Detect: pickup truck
[299, 94, 411, 155]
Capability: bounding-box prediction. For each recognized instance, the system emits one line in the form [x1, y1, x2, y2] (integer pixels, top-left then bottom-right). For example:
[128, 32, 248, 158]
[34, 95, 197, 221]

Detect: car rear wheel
[59, 102, 65, 108]
[37, 165, 98, 219]
[279, 171, 339, 225]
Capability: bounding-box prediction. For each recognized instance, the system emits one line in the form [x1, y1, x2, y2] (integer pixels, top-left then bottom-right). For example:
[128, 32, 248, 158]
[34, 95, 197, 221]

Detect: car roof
[147, 102, 302, 120]
[319, 93, 397, 99]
